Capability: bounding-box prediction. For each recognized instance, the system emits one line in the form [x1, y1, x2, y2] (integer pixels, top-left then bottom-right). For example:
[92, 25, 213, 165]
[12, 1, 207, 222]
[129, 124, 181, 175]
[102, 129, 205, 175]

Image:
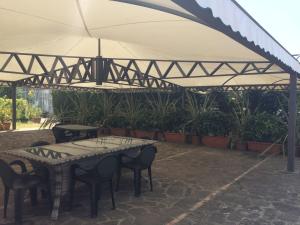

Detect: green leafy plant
[229, 91, 252, 143]
[118, 93, 144, 129]
[145, 92, 179, 132]
[199, 111, 233, 136]
[95, 93, 121, 128]
[0, 97, 11, 122]
[184, 91, 216, 135]
[243, 113, 286, 143]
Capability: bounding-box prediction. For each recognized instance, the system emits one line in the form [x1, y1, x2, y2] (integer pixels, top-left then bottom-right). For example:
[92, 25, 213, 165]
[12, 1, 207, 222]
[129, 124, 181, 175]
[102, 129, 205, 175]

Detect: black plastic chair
[69, 156, 118, 218]
[52, 126, 73, 143]
[0, 159, 51, 225]
[87, 129, 98, 139]
[116, 145, 157, 197]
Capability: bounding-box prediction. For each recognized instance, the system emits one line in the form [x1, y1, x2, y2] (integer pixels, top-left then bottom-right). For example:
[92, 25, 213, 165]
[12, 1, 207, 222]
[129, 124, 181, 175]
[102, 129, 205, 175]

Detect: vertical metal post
[98, 38, 101, 57]
[11, 84, 17, 130]
[95, 56, 103, 85]
[287, 73, 297, 172]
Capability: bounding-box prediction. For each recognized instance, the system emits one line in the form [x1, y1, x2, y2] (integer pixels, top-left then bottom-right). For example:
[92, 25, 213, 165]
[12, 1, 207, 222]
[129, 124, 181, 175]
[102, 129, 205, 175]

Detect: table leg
[51, 165, 63, 220]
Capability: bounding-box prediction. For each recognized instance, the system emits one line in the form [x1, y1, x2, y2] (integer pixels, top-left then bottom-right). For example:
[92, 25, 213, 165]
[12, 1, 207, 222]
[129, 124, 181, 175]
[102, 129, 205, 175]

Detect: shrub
[0, 97, 11, 122]
[199, 111, 234, 136]
[244, 113, 287, 143]
[0, 97, 42, 122]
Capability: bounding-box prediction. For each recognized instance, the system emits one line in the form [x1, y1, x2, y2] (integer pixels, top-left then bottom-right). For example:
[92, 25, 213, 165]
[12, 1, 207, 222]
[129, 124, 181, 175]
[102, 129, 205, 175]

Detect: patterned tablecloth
[3, 136, 155, 166]
[2, 136, 156, 220]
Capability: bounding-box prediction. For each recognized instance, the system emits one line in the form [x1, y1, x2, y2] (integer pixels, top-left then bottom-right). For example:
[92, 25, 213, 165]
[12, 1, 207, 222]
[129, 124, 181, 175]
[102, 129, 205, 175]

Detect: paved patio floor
[0, 142, 300, 225]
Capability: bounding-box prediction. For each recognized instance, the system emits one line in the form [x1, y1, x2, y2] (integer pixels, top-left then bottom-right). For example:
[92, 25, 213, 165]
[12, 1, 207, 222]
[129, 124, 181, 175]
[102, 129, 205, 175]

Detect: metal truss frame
[0, 51, 291, 92]
[189, 84, 293, 92]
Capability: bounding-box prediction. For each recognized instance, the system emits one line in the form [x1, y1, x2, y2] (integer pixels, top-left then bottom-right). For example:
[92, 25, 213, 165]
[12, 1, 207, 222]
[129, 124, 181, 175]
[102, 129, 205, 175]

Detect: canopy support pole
[11, 84, 17, 130]
[287, 73, 297, 172]
[95, 56, 103, 85]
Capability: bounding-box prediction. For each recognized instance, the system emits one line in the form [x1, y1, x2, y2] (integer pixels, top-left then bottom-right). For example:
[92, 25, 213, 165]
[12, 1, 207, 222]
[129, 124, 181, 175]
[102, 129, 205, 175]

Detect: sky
[236, 0, 300, 56]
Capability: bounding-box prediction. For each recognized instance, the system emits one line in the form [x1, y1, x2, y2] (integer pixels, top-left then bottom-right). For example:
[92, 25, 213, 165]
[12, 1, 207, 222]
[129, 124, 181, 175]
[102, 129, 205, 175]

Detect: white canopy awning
[0, 0, 299, 90]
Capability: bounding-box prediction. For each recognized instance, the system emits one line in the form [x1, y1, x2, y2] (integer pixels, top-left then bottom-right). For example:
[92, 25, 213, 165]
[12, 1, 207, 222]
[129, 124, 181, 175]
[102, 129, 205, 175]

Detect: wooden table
[2, 136, 156, 220]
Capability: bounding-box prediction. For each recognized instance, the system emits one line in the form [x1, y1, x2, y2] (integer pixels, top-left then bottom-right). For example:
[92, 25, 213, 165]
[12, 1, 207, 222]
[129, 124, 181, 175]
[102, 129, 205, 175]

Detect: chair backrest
[137, 146, 157, 168]
[87, 130, 98, 138]
[95, 156, 118, 180]
[0, 159, 17, 187]
[30, 141, 50, 147]
[52, 126, 67, 143]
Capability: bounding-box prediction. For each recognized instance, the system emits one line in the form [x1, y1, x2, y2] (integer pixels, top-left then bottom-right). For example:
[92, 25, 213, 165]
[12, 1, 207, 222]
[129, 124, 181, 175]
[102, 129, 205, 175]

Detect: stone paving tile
[0, 142, 299, 225]
[177, 157, 300, 225]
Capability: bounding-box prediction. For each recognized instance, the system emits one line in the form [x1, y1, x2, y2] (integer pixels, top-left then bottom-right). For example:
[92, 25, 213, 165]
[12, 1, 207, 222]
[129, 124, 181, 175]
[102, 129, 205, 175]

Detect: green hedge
[51, 90, 289, 143]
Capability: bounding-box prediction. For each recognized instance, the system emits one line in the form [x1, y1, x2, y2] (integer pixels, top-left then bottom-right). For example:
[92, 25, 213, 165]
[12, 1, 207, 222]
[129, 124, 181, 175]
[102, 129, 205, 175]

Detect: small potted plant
[200, 111, 233, 149]
[184, 92, 216, 145]
[131, 111, 157, 139]
[0, 107, 11, 130]
[244, 113, 286, 154]
[162, 105, 187, 143]
[145, 92, 179, 141]
[229, 92, 251, 151]
[29, 106, 42, 124]
[107, 114, 129, 137]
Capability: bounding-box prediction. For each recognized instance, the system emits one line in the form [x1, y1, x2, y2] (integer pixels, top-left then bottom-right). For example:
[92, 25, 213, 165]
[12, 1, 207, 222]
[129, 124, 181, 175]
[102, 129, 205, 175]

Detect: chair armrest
[71, 136, 87, 141]
[9, 160, 27, 173]
[120, 153, 137, 160]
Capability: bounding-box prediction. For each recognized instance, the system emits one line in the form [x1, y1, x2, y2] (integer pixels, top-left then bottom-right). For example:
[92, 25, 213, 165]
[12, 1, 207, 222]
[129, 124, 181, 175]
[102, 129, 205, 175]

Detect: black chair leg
[3, 186, 10, 218]
[89, 184, 97, 218]
[115, 166, 121, 192]
[133, 169, 141, 197]
[148, 167, 153, 192]
[96, 183, 101, 201]
[46, 182, 53, 209]
[110, 180, 116, 210]
[14, 189, 24, 225]
[29, 188, 38, 206]
[69, 179, 76, 211]
[41, 189, 47, 199]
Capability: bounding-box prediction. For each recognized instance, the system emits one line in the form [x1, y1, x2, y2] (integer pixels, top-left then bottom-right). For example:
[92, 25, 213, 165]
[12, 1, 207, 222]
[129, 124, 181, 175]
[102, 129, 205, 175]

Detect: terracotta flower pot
[110, 128, 128, 137]
[164, 132, 186, 143]
[31, 118, 41, 123]
[247, 141, 282, 154]
[1, 122, 11, 130]
[236, 142, 248, 151]
[99, 127, 111, 135]
[201, 136, 230, 149]
[186, 135, 201, 145]
[130, 130, 156, 139]
[156, 131, 164, 141]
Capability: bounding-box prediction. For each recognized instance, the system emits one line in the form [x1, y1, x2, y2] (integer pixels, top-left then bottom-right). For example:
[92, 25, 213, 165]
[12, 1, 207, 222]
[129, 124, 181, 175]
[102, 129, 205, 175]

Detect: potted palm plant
[163, 108, 186, 143]
[131, 105, 157, 139]
[95, 93, 120, 135]
[184, 91, 216, 145]
[145, 92, 183, 142]
[229, 91, 251, 150]
[120, 93, 145, 138]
